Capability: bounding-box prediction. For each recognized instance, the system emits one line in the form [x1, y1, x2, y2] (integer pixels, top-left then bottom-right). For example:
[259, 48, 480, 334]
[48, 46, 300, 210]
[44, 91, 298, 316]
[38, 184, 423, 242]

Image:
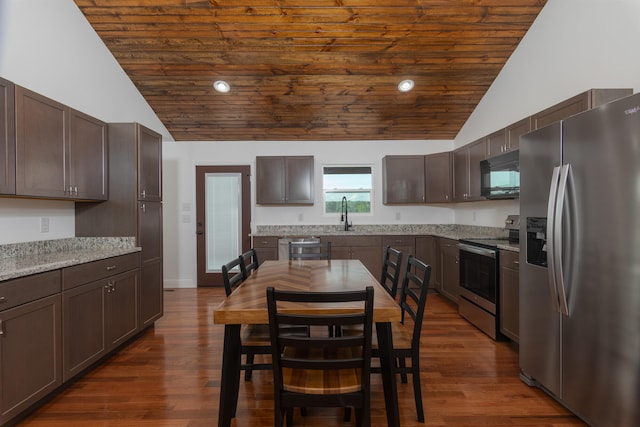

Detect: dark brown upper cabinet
[14, 85, 107, 201]
[383, 153, 452, 204]
[532, 88, 632, 130]
[425, 152, 453, 203]
[0, 78, 16, 195]
[256, 156, 314, 205]
[382, 155, 426, 204]
[453, 138, 486, 202]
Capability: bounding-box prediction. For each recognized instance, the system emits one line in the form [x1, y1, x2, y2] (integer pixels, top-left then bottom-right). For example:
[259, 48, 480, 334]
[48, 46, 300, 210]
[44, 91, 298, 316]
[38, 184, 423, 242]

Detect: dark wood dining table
[213, 259, 402, 427]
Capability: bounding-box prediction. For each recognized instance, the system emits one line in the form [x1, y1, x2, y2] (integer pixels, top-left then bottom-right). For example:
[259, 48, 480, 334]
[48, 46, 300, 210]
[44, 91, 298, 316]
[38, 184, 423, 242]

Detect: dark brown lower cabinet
[0, 294, 62, 425]
[324, 236, 382, 278]
[62, 256, 140, 382]
[251, 236, 279, 264]
[439, 238, 460, 303]
[415, 235, 439, 290]
[140, 259, 162, 328]
[499, 250, 520, 343]
[138, 201, 163, 328]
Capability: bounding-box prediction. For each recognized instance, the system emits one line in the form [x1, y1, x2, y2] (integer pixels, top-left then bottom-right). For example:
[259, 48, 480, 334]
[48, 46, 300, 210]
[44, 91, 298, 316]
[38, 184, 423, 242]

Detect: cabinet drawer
[381, 235, 415, 247]
[325, 236, 381, 247]
[62, 252, 140, 290]
[500, 250, 520, 271]
[252, 236, 279, 248]
[0, 270, 61, 312]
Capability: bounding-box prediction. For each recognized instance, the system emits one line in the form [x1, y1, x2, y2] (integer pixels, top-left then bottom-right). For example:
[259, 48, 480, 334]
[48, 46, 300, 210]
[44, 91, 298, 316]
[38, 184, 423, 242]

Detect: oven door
[458, 243, 498, 314]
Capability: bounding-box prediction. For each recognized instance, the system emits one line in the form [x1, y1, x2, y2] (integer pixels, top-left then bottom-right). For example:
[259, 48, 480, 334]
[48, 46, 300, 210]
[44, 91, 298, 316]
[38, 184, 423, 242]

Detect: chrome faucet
[340, 196, 352, 231]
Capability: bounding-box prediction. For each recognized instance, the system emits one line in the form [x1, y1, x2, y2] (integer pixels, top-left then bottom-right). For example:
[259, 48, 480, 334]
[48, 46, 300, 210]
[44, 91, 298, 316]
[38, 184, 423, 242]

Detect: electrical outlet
[40, 217, 50, 233]
[395, 212, 401, 221]
[298, 213, 304, 222]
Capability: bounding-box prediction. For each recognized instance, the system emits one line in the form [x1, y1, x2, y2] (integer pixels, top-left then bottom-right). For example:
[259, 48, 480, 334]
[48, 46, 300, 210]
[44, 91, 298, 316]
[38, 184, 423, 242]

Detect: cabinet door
[382, 155, 425, 204]
[252, 236, 279, 264]
[381, 235, 414, 287]
[0, 78, 15, 195]
[499, 250, 520, 343]
[256, 156, 286, 204]
[415, 236, 439, 290]
[107, 269, 140, 348]
[285, 156, 314, 204]
[439, 238, 460, 303]
[452, 147, 468, 202]
[506, 117, 531, 151]
[0, 294, 62, 425]
[62, 281, 107, 382]
[138, 124, 162, 202]
[425, 152, 452, 203]
[486, 129, 507, 157]
[138, 201, 163, 328]
[69, 109, 108, 200]
[15, 86, 68, 198]
[467, 139, 486, 201]
[353, 246, 383, 280]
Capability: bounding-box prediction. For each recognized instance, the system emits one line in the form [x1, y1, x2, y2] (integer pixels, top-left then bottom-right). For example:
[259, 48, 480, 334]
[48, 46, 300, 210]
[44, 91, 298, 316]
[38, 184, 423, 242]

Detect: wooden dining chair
[378, 255, 431, 422]
[343, 255, 431, 423]
[380, 246, 403, 300]
[266, 286, 374, 427]
[221, 257, 272, 382]
[288, 241, 332, 260]
[240, 248, 260, 279]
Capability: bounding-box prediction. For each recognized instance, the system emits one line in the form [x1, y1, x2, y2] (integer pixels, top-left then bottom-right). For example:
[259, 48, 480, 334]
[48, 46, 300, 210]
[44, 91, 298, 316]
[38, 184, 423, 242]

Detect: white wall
[0, 0, 171, 244]
[163, 139, 456, 287]
[456, 0, 640, 146]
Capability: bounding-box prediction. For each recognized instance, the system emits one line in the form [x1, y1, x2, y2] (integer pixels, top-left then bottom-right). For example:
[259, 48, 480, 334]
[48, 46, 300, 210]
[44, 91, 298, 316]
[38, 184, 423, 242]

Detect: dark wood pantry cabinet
[0, 78, 15, 195]
[76, 123, 163, 329]
[256, 156, 314, 205]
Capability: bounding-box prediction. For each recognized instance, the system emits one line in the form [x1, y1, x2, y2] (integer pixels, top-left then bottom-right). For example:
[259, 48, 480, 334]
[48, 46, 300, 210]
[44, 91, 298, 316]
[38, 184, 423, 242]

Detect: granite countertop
[252, 224, 520, 252]
[0, 237, 141, 282]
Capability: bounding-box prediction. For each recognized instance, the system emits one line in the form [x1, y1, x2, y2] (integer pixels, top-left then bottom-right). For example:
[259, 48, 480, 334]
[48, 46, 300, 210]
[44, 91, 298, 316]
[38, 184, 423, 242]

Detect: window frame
[321, 164, 374, 217]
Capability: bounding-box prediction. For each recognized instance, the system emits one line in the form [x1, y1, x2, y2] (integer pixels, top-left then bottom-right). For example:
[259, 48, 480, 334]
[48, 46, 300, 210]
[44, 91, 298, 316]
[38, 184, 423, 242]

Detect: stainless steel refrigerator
[519, 92, 640, 427]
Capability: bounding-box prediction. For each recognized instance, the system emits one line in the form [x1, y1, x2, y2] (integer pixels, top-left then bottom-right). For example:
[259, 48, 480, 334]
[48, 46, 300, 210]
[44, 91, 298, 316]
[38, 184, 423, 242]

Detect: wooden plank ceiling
[74, 0, 547, 141]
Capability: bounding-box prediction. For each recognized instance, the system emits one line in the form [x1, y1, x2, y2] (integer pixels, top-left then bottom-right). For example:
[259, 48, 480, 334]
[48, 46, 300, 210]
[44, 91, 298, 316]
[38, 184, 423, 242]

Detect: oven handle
[457, 243, 496, 258]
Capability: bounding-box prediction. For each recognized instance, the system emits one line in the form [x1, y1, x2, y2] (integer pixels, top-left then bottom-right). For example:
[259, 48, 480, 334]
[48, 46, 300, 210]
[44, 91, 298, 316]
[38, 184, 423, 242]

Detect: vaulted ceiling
[74, 0, 547, 141]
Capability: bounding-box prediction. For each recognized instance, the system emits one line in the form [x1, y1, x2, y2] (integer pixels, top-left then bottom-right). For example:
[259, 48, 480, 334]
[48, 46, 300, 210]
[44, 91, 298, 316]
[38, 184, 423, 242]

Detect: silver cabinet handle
[140, 190, 146, 199]
[106, 265, 117, 271]
[0, 319, 3, 336]
[0, 296, 6, 304]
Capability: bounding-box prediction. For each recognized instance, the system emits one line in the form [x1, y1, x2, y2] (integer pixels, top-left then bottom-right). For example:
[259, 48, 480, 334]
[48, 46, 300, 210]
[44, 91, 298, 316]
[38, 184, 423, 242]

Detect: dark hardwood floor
[18, 288, 586, 426]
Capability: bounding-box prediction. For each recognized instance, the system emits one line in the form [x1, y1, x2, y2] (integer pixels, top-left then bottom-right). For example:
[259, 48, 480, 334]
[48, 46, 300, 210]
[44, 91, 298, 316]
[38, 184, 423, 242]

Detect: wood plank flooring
[18, 288, 586, 427]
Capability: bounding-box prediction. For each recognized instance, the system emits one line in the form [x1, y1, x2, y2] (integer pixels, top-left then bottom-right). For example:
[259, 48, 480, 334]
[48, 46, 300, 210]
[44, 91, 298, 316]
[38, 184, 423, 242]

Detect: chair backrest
[380, 246, 403, 299]
[288, 241, 332, 260]
[240, 248, 259, 279]
[221, 256, 244, 297]
[266, 286, 374, 394]
[398, 255, 432, 349]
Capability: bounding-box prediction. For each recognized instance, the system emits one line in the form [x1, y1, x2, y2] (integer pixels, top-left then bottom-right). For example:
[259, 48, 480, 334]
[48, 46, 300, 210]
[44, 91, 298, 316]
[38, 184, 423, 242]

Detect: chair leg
[412, 354, 424, 422]
[286, 408, 294, 427]
[399, 357, 408, 383]
[344, 407, 352, 422]
[244, 351, 254, 381]
[275, 407, 285, 427]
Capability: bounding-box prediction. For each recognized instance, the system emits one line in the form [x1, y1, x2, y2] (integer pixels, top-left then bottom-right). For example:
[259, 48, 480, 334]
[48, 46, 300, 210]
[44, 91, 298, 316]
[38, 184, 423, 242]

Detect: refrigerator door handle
[546, 165, 561, 313]
[554, 164, 571, 316]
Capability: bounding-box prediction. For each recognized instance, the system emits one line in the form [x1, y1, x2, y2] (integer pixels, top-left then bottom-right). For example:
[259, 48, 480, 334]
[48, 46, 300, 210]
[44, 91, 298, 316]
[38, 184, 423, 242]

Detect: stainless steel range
[457, 215, 519, 340]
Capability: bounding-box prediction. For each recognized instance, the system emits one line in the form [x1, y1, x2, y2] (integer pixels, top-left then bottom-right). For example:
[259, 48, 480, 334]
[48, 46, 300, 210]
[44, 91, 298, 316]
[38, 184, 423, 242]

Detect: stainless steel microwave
[480, 150, 519, 199]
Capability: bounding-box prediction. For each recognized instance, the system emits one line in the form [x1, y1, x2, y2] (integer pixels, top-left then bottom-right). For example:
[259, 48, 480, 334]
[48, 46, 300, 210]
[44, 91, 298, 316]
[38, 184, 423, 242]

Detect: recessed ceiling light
[398, 79, 415, 92]
[213, 80, 230, 93]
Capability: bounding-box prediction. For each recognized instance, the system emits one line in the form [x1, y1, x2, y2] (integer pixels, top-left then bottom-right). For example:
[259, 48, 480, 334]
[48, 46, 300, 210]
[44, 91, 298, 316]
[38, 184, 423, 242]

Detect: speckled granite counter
[252, 224, 520, 252]
[0, 237, 141, 281]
